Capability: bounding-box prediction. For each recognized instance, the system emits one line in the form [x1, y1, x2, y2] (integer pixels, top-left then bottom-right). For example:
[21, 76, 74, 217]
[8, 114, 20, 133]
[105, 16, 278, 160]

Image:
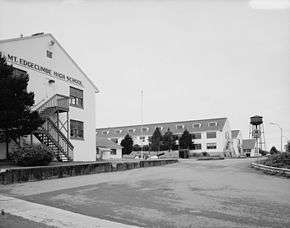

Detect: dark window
[46, 50, 53, 58]
[128, 129, 135, 133]
[176, 125, 184, 130]
[13, 67, 27, 78]
[206, 132, 216, 138]
[70, 120, 84, 139]
[206, 143, 217, 149]
[193, 144, 202, 150]
[111, 149, 117, 155]
[193, 123, 201, 128]
[209, 122, 217, 127]
[70, 87, 83, 108]
[192, 133, 201, 139]
[111, 138, 118, 143]
[141, 127, 148, 132]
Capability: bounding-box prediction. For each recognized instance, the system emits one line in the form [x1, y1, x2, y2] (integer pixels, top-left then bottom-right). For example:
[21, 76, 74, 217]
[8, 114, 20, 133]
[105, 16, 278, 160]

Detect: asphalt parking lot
[1, 158, 290, 228]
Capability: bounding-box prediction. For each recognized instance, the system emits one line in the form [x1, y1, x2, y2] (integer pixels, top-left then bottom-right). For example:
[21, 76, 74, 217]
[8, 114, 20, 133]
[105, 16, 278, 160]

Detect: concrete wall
[0, 159, 178, 184]
[0, 34, 97, 161]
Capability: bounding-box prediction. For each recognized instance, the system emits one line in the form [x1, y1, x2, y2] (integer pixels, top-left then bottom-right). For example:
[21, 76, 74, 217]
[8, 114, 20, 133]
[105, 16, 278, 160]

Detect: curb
[251, 162, 290, 178]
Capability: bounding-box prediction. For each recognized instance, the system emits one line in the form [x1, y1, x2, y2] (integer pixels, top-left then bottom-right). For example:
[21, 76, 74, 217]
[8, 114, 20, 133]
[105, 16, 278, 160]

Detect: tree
[120, 134, 133, 155]
[179, 129, 193, 149]
[149, 127, 163, 151]
[163, 128, 175, 151]
[270, 146, 279, 155]
[286, 141, 290, 153]
[0, 55, 43, 157]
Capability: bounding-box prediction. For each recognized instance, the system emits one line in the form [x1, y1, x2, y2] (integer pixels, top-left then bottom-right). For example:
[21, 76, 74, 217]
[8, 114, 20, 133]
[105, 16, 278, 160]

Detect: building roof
[0, 33, 99, 93]
[242, 139, 256, 150]
[231, 130, 240, 139]
[96, 137, 122, 149]
[96, 117, 228, 138]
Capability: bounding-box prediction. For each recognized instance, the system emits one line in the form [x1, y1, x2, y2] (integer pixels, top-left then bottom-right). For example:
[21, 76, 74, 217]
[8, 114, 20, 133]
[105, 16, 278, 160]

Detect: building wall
[106, 120, 234, 156]
[0, 35, 97, 161]
[97, 147, 122, 160]
[232, 132, 243, 157]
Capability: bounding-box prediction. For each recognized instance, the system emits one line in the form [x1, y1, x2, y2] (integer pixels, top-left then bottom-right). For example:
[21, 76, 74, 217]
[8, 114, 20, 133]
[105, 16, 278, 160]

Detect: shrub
[263, 152, 290, 169]
[202, 151, 209, 157]
[9, 144, 54, 166]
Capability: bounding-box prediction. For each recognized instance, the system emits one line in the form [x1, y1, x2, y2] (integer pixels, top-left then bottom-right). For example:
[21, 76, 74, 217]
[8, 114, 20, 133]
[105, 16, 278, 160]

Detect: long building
[0, 33, 99, 161]
[96, 117, 242, 156]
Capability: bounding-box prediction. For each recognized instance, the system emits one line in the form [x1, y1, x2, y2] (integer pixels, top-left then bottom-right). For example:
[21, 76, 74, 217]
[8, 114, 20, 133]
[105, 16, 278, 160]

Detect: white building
[0, 33, 99, 161]
[96, 137, 122, 160]
[96, 118, 237, 157]
[242, 139, 257, 157]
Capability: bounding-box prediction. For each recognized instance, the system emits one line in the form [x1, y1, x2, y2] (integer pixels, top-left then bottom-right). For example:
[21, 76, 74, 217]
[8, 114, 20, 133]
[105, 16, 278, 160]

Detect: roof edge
[0, 33, 100, 93]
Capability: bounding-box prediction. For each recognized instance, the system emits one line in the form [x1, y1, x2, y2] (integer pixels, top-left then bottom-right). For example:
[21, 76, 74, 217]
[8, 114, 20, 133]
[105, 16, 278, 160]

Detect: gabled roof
[242, 139, 256, 149]
[231, 130, 240, 139]
[96, 117, 228, 138]
[96, 137, 122, 149]
[0, 33, 99, 93]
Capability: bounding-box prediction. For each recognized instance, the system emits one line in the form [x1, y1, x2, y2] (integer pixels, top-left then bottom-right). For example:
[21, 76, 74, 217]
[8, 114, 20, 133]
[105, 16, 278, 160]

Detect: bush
[202, 151, 209, 157]
[9, 145, 54, 166]
[263, 152, 290, 169]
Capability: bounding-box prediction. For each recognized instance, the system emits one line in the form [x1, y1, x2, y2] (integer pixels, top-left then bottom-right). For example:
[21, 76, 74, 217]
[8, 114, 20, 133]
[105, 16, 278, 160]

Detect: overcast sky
[0, 0, 289, 150]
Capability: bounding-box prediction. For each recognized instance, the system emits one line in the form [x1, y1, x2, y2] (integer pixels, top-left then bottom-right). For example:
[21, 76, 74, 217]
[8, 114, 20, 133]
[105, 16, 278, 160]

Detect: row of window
[100, 125, 218, 136]
[189, 143, 217, 150]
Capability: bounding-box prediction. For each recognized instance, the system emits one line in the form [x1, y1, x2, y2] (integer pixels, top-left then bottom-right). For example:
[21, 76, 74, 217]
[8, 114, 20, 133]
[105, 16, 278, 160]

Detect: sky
[0, 0, 289, 150]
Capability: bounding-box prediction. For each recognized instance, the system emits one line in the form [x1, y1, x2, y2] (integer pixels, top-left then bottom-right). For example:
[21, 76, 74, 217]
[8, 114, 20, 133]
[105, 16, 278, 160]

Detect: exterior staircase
[34, 94, 74, 162]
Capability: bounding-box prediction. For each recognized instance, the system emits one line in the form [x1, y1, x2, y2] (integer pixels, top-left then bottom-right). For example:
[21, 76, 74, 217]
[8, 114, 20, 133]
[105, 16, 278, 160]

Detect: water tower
[249, 115, 266, 155]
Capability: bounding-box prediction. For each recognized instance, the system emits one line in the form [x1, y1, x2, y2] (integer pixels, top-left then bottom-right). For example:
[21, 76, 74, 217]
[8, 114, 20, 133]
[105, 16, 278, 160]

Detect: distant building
[231, 130, 243, 157]
[242, 139, 256, 157]
[96, 117, 240, 157]
[96, 137, 122, 160]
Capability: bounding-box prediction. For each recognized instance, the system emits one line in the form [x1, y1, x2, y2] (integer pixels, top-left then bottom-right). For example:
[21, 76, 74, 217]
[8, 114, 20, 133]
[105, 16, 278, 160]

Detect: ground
[0, 158, 290, 227]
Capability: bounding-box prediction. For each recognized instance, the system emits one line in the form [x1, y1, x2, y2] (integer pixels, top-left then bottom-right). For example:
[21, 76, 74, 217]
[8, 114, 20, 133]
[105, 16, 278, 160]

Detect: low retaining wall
[251, 162, 290, 178]
[0, 159, 178, 184]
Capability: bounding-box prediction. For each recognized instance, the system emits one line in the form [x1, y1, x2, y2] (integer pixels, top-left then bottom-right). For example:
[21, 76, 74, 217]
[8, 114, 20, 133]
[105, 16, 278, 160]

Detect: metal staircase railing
[37, 94, 69, 114]
[34, 94, 73, 161]
[37, 117, 74, 161]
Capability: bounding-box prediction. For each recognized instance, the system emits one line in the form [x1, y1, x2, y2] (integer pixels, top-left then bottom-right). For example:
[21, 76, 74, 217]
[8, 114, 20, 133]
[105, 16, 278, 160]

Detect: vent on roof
[32, 32, 44, 36]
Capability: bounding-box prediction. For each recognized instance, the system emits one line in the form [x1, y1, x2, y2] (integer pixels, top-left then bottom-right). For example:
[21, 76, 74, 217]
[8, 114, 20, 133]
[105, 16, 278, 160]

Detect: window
[46, 50, 53, 58]
[111, 149, 117, 155]
[176, 125, 184, 130]
[156, 126, 163, 131]
[128, 128, 135, 133]
[115, 129, 122, 134]
[139, 136, 146, 142]
[243, 149, 251, 153]
[192, 133, 202, 139]
[208, 122, 217, 127]
[141, 127, 149, 132]
[111, 138, 118, 143]
[193, 123, 201, 128]
[206, 143, 217, 149]
[193, 144, 202, 150]
[70, 120, 84, 139]
[13, 67, 26, 78]
[102, 131, 109, 135]
[206, 132, 216, 138]
[70, 87, 83, 108]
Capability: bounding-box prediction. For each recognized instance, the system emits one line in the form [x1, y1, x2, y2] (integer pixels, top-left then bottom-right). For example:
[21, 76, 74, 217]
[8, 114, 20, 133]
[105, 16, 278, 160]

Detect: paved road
[1, 158, 290, 227]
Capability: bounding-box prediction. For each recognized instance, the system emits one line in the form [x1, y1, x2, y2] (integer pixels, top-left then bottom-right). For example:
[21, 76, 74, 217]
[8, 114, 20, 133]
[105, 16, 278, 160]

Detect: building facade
[242, 139, 256, 157]
[96, 118, 239, 156]
[96, 137, 122, 160]
[0, 33, 99, 161]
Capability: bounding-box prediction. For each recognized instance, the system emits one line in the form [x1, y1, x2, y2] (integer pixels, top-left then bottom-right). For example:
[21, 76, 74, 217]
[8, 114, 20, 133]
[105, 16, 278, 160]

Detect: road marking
[0, 195, 140, 228]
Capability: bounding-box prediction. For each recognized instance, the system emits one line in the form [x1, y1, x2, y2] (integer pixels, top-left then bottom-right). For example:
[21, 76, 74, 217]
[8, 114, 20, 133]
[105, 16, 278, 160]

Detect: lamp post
[270, 122, 283, 152]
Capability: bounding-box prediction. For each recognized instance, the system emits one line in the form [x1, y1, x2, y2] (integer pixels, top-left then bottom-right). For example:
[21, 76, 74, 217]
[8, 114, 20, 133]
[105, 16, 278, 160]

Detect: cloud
[249, 0, 290, 10]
